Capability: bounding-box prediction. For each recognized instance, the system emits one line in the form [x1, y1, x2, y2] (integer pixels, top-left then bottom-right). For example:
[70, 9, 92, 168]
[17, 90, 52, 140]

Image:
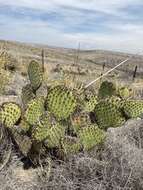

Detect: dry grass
[0, 69, 11, 95]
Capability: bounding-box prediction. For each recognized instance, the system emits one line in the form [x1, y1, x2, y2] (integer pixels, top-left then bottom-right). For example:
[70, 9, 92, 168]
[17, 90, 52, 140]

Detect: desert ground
[0, 40, 143, 190]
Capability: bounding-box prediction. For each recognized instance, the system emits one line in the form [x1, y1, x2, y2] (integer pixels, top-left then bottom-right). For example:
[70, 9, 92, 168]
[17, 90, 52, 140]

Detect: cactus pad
[44, 123, 65, 148]
[82, 95, 98, 112]
[94, 101, 125, 129]
[78, 125, 105, 150]
[28, 60, 43, 91]
[98, 80, 117, 99]
[0, 102, 21, 128]
[61, 136, 81, 156]
[46, 86, 77, 120]
[105, 96, 124, 109]
[32, 123, 49, 142]
[12, 129, 32, 156]
[21, 84, 35, 106]
[118, 87, 131, 99]
[123, 100, 143, 118]
[24, 97, 45, 125]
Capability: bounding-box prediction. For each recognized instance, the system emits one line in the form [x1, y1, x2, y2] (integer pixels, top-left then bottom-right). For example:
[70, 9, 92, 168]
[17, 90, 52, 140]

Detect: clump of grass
[0, 69, 10, 95]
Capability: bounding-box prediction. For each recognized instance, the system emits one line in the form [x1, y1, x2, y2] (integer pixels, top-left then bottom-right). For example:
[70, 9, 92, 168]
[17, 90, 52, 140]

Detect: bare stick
[41, 49, 45, 73]
[84, 58, 131, 89]
[133, 65, 138, 81]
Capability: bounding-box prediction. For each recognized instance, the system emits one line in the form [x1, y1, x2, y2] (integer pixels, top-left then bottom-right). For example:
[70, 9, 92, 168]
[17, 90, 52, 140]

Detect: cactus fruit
[24, 97, 45, 125]
[98, 81, 117, 99]
[123, 100, 143, 118]
[0, 102, 21, 128]
[21, 84, 35, 106]
[71, 112, 91, 133]
[46, 86, 77, 120]
[28, 60, 43, 91]
[61, 136, 81, 156]
[94, 101, 125, 129]
[78, 125, 105, 150]
[44, 123, 65, 148]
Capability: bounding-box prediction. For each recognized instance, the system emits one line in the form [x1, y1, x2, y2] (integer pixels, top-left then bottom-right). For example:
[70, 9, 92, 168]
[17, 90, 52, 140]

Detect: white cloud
[0, 0, 143, 53]
[1, 0, 143, 14]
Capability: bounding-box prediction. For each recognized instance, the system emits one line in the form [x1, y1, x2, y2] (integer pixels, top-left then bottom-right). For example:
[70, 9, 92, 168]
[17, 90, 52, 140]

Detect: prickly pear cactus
[46, 85, 77, 120]
[123, 100, 143, 118]
[32, 122, 49, 142]
[24, 97, 45, 125]
[28, 60, 43, 91]
[44, 123, 65, 148]
[78, 125, 105, 150]
[11, 129, 32, 156]
[94, 101, 125, 129]
[21, 84, 35, 106]
[61, 136, 81, 156]
[118, 87, 131, 99]
[71, 112, 91, 133]
[0, 102, 21, 128]
[98, 80, 117, 99]
[82, 95, 98, 112]
[105, 96, 124, 109]
[18, 119, 31, 133]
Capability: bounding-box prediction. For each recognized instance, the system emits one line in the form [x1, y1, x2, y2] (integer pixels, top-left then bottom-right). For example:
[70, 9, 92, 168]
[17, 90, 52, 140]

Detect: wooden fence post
[133, 65, 138, 81]
[41, 49, 45, 73]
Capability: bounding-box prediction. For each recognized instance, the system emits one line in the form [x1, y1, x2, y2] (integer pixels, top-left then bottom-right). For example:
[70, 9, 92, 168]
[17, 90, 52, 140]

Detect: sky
[0, 0, 143, 53]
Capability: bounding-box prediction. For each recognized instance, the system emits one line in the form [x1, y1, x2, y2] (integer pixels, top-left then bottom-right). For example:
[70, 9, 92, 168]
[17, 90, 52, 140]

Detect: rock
[102, 119, 143, 189]
[5, 72, 28, 96]
[0, 95, 22, 105]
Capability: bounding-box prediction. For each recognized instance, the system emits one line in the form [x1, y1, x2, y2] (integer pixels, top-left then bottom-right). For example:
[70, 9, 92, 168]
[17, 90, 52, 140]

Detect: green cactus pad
[61, 136, 81, 156]
[118, 87, 131, 99]
[12, 129, 32, 156]
[44, 123, 65, 148]
[105, 96, 124, 109]
[98, 81, 117, 99]
[94, 101, 125, 129]
[46, 86, 77, 120]
[123, 100, 143, 118]
[0, 102, 21, 128]
[28, 60, 43, 91]
[78, 125, 105, 151]
[82, 95, 98, 112]
[21, 84, 35, 106]
[24, 97, 45, 125]
[32, 123, 49, 142]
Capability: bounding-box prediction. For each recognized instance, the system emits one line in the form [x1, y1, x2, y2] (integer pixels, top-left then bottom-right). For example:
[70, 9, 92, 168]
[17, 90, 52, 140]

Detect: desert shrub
[0, 69, 10, 94]
[0, 51, 18, 72]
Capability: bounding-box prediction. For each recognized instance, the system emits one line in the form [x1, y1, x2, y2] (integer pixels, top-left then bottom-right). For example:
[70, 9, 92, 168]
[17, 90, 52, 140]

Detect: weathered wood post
[41, 49, 45, 73]
[102, 62, 106, 71]
[133, 65, 138, 81]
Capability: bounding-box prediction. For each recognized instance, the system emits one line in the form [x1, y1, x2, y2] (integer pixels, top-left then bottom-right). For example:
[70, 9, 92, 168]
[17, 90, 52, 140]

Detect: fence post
[41, 49, 45, 73]
[102, 62, 106, 71]
[133, 65, 138, 81]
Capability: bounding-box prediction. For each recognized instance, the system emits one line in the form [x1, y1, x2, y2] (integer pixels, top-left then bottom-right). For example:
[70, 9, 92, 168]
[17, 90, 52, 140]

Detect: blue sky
[0, 0, 143, 53]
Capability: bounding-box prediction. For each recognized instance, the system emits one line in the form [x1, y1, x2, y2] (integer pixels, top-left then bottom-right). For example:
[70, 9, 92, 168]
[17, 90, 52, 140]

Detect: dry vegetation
[0, 40, 143, 190]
